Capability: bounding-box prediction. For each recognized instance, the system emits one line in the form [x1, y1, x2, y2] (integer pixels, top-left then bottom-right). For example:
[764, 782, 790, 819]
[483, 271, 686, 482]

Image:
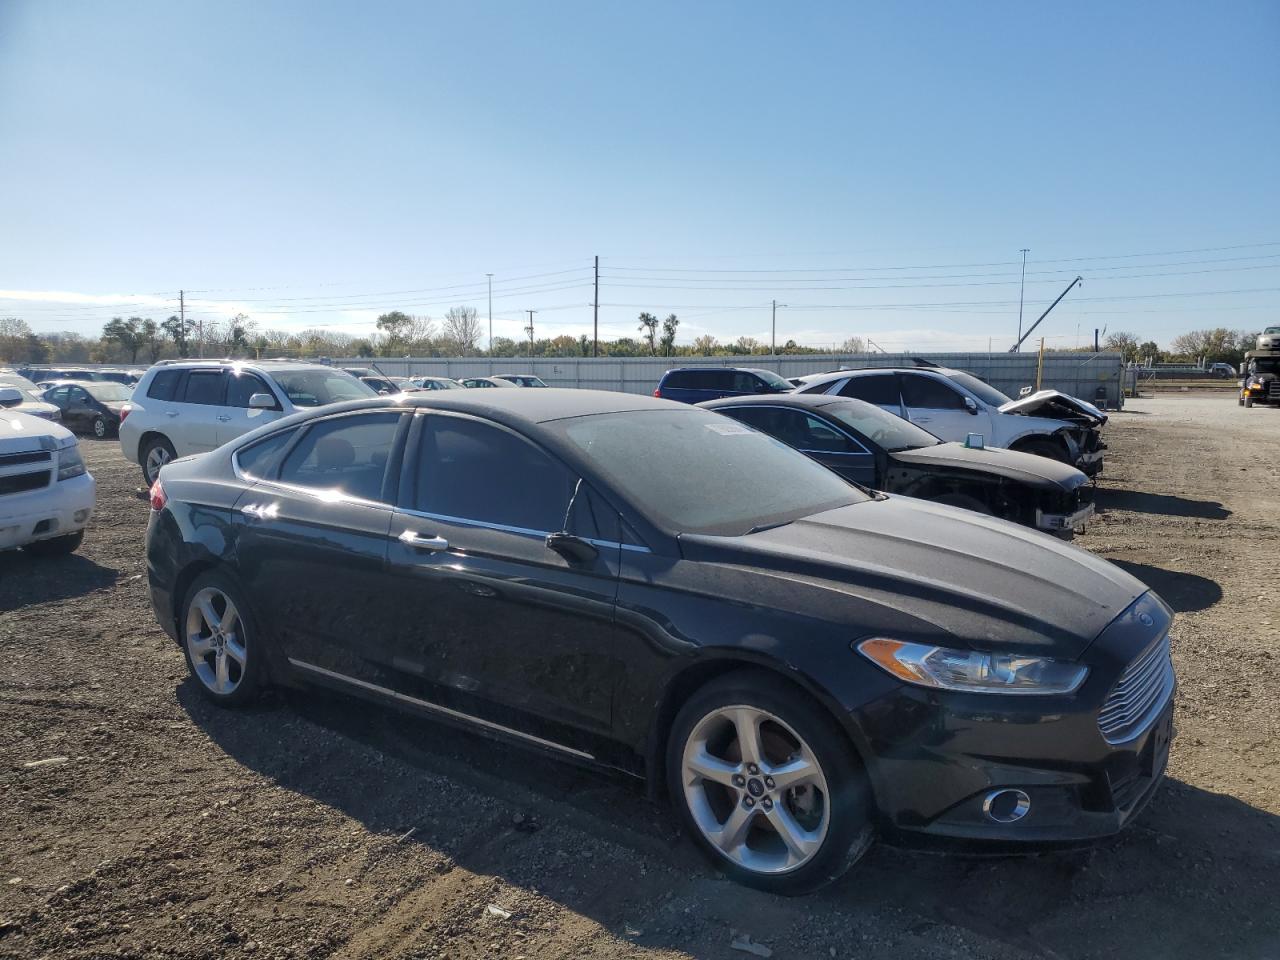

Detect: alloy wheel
[185, 587, 247, 695]
[145, 445, 172, 483]
[93, 417, 107, 438]
[681, 705, 830, 875]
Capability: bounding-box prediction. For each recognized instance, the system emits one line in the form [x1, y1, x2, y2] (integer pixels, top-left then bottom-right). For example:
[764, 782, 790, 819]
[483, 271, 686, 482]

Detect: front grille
[1268, 381, 1280, 399]
[0, 470, 51, 496]
[0, 450, 51, 468]
[1098, 634, 1174, 743]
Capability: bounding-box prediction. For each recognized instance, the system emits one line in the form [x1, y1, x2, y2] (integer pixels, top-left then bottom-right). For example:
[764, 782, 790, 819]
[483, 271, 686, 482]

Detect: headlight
[55, 437, 86, 481]
[857, 637, 1087, 695]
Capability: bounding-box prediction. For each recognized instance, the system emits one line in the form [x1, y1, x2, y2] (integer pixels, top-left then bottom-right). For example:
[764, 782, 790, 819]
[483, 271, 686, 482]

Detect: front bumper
[854, 592, 1175, 848]
[1076, 447, 1105, 477]
[0, 473, 96, 549]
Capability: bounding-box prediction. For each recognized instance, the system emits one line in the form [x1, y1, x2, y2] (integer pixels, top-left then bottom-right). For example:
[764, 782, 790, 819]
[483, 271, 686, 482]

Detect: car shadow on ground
[179, 681, 1280, 959]
[1107, 560, 1224, 613]
[0, 551, 119, 612]
[1096, 488, 1231, 520]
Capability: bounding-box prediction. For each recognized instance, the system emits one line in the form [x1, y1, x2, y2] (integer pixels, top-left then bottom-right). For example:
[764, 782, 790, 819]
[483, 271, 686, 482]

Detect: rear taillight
[119, 403, 132, 423]
[149, 478, 167, 511]
[653, 388, 662, 397]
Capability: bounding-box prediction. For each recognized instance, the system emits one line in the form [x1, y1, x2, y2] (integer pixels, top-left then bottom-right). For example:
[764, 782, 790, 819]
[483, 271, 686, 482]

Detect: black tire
[1015, 438, 1071, 464]
[25, 531, 84, 557]
[180, 571, 266, 707]
[141, 435, 176, 485]
[932, 492, 991, 515]
[1244, 397, 1253, 408]
[666, 670, 873, 895]
[91, 415, 109, 439]
[1238, 397, 1245, 406]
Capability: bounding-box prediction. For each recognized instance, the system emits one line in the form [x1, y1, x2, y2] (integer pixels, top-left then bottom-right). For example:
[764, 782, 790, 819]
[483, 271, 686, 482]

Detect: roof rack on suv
[151, 357, 315, 366]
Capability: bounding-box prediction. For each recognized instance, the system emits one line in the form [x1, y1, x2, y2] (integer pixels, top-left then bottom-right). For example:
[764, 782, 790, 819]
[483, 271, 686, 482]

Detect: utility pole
[592, 255, 599, 358]
[1009, 275, 1083, 352]
[771, 299, 786, 358]
[486, 273, 493, 355]
[524, 310, 537, 357]
[1015, 248, 1029, 353]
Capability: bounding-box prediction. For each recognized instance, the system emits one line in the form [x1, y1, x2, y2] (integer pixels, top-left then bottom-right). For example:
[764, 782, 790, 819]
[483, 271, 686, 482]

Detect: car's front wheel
[668, 671, 872, 895]
[25, 531, 84, 557]
[181, 572, 265, 706]
[141, 435, 176, 485]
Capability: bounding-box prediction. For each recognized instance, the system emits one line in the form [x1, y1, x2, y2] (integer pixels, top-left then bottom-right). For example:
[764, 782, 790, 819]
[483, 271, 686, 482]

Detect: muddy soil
[1, 393, 1278, 960]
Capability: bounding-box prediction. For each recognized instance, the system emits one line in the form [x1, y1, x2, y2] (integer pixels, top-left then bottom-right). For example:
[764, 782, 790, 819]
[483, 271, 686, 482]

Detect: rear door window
[279, 412, 402, 503]
[838, 374, 901, 405]
[181, 370, 227, 405]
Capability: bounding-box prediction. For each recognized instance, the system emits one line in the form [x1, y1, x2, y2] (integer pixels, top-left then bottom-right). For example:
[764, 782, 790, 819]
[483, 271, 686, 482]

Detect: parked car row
[145, 386, 1173, 894]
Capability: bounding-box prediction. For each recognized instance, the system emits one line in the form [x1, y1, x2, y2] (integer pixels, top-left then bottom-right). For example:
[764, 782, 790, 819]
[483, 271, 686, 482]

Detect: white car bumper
[0, 472, 96, 550]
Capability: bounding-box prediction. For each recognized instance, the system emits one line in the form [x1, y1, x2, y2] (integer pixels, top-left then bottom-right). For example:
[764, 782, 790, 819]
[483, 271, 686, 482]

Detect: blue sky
[1, 0, 1277, 350]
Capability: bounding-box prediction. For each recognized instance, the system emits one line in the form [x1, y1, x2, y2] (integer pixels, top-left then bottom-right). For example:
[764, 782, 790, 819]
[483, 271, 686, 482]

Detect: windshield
[83, 382, 133, 402]
[1252, 359, 1280, 375]
[273, 369, 378, 406]
[552, 408, 867, 536]
[1264, 327, 1280, 334]
[826, 401, 940, 451]
[754, 370, 793, 392]
[947, 371, 1010, 406]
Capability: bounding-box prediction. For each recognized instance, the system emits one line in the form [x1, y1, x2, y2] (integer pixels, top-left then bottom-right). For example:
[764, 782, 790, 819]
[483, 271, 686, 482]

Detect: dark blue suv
[654, 366, 793, 403]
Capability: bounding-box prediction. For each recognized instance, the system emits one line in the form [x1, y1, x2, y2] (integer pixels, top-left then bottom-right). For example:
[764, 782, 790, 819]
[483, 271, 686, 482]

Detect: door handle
[217, 415, 231, 422]
[240, 503, 277, 520]
[165, 410, 179, 417]
[399, 530, 449, 552]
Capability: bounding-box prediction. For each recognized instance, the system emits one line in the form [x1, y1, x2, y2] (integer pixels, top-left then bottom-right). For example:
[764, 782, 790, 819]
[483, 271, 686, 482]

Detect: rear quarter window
[235, 429, 297, 479]
[147, 369, 183, 401]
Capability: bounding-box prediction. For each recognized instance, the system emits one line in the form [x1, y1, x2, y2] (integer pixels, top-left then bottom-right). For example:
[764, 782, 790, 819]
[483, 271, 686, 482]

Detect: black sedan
[41, 379, 133, 438]
[145, 390, 1174, 894]
[702, 394, 1094, 538]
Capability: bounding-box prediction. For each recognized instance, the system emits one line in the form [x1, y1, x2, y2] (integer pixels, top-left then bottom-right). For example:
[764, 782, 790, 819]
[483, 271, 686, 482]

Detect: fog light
[983, 789, 1031, 823]
[73, 509, 90, 523]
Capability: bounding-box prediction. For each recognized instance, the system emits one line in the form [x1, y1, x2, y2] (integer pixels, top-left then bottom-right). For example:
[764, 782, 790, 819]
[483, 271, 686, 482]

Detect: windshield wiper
[745, 519, 793, 535]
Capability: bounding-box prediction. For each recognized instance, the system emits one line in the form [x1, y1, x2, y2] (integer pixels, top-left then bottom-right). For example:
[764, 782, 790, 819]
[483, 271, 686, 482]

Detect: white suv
[0, 404, 95, 555]
[797, 366, 1108, 475]
[120, 360, 377, 484]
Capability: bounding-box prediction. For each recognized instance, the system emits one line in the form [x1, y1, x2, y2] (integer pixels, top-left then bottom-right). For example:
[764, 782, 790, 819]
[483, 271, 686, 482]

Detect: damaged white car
[0, 393, 96, 556]
[796, 366, 1107, 475]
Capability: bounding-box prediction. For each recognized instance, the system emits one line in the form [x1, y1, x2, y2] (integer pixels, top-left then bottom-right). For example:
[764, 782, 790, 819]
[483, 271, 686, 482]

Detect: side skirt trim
[286, 657, 595, 761]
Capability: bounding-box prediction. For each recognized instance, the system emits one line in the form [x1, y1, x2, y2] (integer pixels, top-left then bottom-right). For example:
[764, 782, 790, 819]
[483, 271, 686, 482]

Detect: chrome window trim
[287, 658, 594, 761]
[395, 506, 651, 553]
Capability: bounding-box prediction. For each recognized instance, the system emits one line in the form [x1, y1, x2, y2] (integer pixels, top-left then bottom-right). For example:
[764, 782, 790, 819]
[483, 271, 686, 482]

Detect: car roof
[274, 388, 693, 427]
[148, 359, 335, 371]
[663, 366, 780, 375]
[700, 393, 855, 413]
[799, 366, 962, 388]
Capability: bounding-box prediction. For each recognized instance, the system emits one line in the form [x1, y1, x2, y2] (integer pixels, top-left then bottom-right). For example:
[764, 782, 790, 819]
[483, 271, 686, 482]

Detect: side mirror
[248, 392, 277, 410]
[963, 396, 980, 415]
[0, 387, 23, 408]
[545, 532, 598, 564]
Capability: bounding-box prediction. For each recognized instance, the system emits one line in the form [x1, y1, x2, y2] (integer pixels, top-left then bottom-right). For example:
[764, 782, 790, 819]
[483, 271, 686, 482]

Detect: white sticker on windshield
[704, 422, 754, 436]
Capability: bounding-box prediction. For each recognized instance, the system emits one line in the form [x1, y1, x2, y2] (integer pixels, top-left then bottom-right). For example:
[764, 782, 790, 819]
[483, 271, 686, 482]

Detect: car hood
[680, 497, 1145, 659]
[0, 409, 73, 447]
[892, 442, 1088, 490]
[18, 401, 60, 416]
[999, 390, 1107, 427]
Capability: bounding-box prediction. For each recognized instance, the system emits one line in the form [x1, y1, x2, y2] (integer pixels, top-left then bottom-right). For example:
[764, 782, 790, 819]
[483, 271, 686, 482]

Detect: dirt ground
[2, 393, 1278, 960]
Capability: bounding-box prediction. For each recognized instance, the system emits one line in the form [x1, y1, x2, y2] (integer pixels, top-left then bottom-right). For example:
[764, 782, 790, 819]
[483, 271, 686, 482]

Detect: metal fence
[331, 352, 1128, 408]
[24, 351, 1127, 407]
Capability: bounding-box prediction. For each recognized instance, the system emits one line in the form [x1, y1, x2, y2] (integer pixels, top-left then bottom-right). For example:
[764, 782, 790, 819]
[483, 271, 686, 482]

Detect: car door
[65, 386, 98, 432]
[232, 410, 408, 680]
[219, 370, 284, 445]
[383, 411, 626, 744]
[723, 406, 877, 486]
[45, 386, 75, 427]
[900, 372, 990, 443]
[170, 369, 228, 454]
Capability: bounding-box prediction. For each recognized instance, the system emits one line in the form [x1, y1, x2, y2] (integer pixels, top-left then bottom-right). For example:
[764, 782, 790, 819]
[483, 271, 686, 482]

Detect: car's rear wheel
[92, 415, 109, 439]
[25, 531, 84, 557]
[667, 671, 872, 895]
[141, 435, 176, 485]
[181, 573, 265, 706]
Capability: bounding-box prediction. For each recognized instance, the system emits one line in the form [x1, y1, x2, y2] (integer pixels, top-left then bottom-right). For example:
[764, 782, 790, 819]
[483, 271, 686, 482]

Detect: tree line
[0, 311, 1265, 366]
